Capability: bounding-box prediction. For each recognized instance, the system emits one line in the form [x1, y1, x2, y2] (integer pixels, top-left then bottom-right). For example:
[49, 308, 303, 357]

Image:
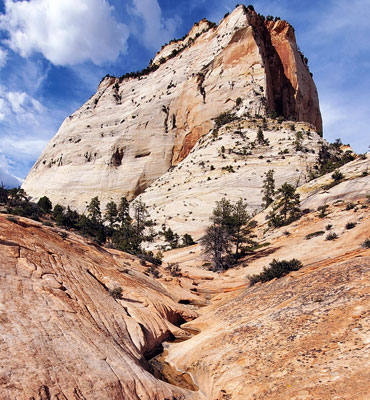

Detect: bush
[345, 222, 356, 230]
[214, 112, 237, 128]
[318, 205, 328, 218]
[361, 238, 370, 248]
[145, 265, 161, 278]
[305, 231, 325, 240]
[326, 224, 332, 231]
[37, 196, 52, 214]
[249, 259, 303, 285]
[182, 233, 195, 246]
[165, 263, 182, 277]
[346, 202, 356, 210]
[332, 170, 344, 183]
[109, 287, 123, 299]
[326, 232, 338, 241]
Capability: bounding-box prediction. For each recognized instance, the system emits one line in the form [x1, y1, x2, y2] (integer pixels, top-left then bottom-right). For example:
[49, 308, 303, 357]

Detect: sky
[0, 0, 369, 187]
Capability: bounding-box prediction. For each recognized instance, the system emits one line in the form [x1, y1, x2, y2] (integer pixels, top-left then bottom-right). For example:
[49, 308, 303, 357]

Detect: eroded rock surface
[167, 255, 370, 399]
[23, 6, 321, 211]
[138, 118, 324, 241]
[0, 215, 200, 400]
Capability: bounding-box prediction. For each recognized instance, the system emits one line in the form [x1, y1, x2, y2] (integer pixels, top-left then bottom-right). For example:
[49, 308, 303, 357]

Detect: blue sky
[0, 0, 369, 187]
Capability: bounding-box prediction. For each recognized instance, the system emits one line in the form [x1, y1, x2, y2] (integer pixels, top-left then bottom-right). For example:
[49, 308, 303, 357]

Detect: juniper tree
[117, 197, 131, 228]
[37, 196, 52, 214]
[182, 233, 195, 246]
[268, 183, 301, 227]
[201, 222, 231, 271]
[261, 169, 275, 209]
[87, 196, 102, 223]
[230, 199, 250, 257]
[257, 127, 265, 144]
[0, 183, 8, 204]
[53, 204, 65, 226]
[104, 201, 118, 228]
[164, 227, 179, 248]
[202, 198, 252, 270]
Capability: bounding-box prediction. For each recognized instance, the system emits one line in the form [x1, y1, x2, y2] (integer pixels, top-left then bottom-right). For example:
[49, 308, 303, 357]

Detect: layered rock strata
[138, 118, 325, 241]
[0, 215, 199, 399]
[23, 6, 321, 211]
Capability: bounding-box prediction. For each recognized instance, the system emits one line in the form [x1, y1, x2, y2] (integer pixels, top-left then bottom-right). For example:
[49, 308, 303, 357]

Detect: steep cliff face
[22, 6, 322, 211]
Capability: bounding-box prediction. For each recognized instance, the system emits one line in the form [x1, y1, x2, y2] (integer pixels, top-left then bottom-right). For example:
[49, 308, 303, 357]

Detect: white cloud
[0, 47, 7, 68]
[0, 98, 10, 121]
[7, 91, 27, 113]
[0, 0, 129, 66]
[0, 153, 23, 187]
[0, 87, 43, 118]
[130, 0, 180, 49]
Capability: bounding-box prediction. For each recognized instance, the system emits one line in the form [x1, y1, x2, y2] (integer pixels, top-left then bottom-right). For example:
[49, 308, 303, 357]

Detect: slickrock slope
[23, 5, 321, 211]
[166, 254, 370, 400]
[0, 215, 201, 400]
[159, 188, 370, 399]
[299, 153, 370, 209]
[138, 118, 325, 241]
[2, 159, 369, 400]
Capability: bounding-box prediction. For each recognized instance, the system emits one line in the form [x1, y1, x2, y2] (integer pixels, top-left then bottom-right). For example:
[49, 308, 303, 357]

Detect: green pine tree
[261, 169, 275, 209]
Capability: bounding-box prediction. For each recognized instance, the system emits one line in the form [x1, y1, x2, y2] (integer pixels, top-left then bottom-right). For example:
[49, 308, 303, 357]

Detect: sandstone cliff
[22, 5, 321, 211]
[138, 118, 325, 241]
[2, 167, 369, 399]
[0, 215, 200, 399]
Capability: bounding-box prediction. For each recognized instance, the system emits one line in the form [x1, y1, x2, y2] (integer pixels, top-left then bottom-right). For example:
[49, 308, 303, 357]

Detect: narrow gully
[146, 326, 200, 391]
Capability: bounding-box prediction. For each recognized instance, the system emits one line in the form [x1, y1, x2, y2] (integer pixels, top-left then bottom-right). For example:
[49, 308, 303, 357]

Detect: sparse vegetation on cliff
[201, 198, 256, 271]
[0, 189, 161, 265]
[268, 183, 301, 228]
[248, 258, 303, 285]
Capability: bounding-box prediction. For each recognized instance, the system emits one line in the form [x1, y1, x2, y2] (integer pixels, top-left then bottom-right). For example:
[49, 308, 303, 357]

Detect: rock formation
[0, 214, 199, 399]
[137, 118, 325, 241]
[2, 163, 369, 399]
[22, 5, 322, 211]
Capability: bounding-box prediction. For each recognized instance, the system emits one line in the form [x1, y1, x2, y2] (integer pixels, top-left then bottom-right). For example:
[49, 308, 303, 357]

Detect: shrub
[182, 233, 195, 246]
[214, 112, 237, 128]
[145, 265, 161, 278]
[361, 238, 370, 248]
[345, 222, 356, 230]
[109, 286, 123, 299]
[305, 231, 325, 240]
[326, 232, 338, 241]
[318, 205, 328, 218]
[326, 224, 333, 231]
[37, 196, 52, 213]
[165, 263, 182, 277]
[6, 216, 18, 223]
[332, 170, 344, 183]
[236, 97, 242, 106]
[346, 202, 356, 210]
[249, 259, 303, 285]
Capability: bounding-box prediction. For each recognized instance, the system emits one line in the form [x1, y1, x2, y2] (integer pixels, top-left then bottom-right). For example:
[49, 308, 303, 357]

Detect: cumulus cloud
[0, 0, 129, 66]
[0, 47, 7, 68]
[130, 0, 180, 49]
[0, 86, 44, 119]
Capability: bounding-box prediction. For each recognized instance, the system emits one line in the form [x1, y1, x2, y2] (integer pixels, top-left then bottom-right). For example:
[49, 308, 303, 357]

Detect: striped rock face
[22, 6, 321, 212]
